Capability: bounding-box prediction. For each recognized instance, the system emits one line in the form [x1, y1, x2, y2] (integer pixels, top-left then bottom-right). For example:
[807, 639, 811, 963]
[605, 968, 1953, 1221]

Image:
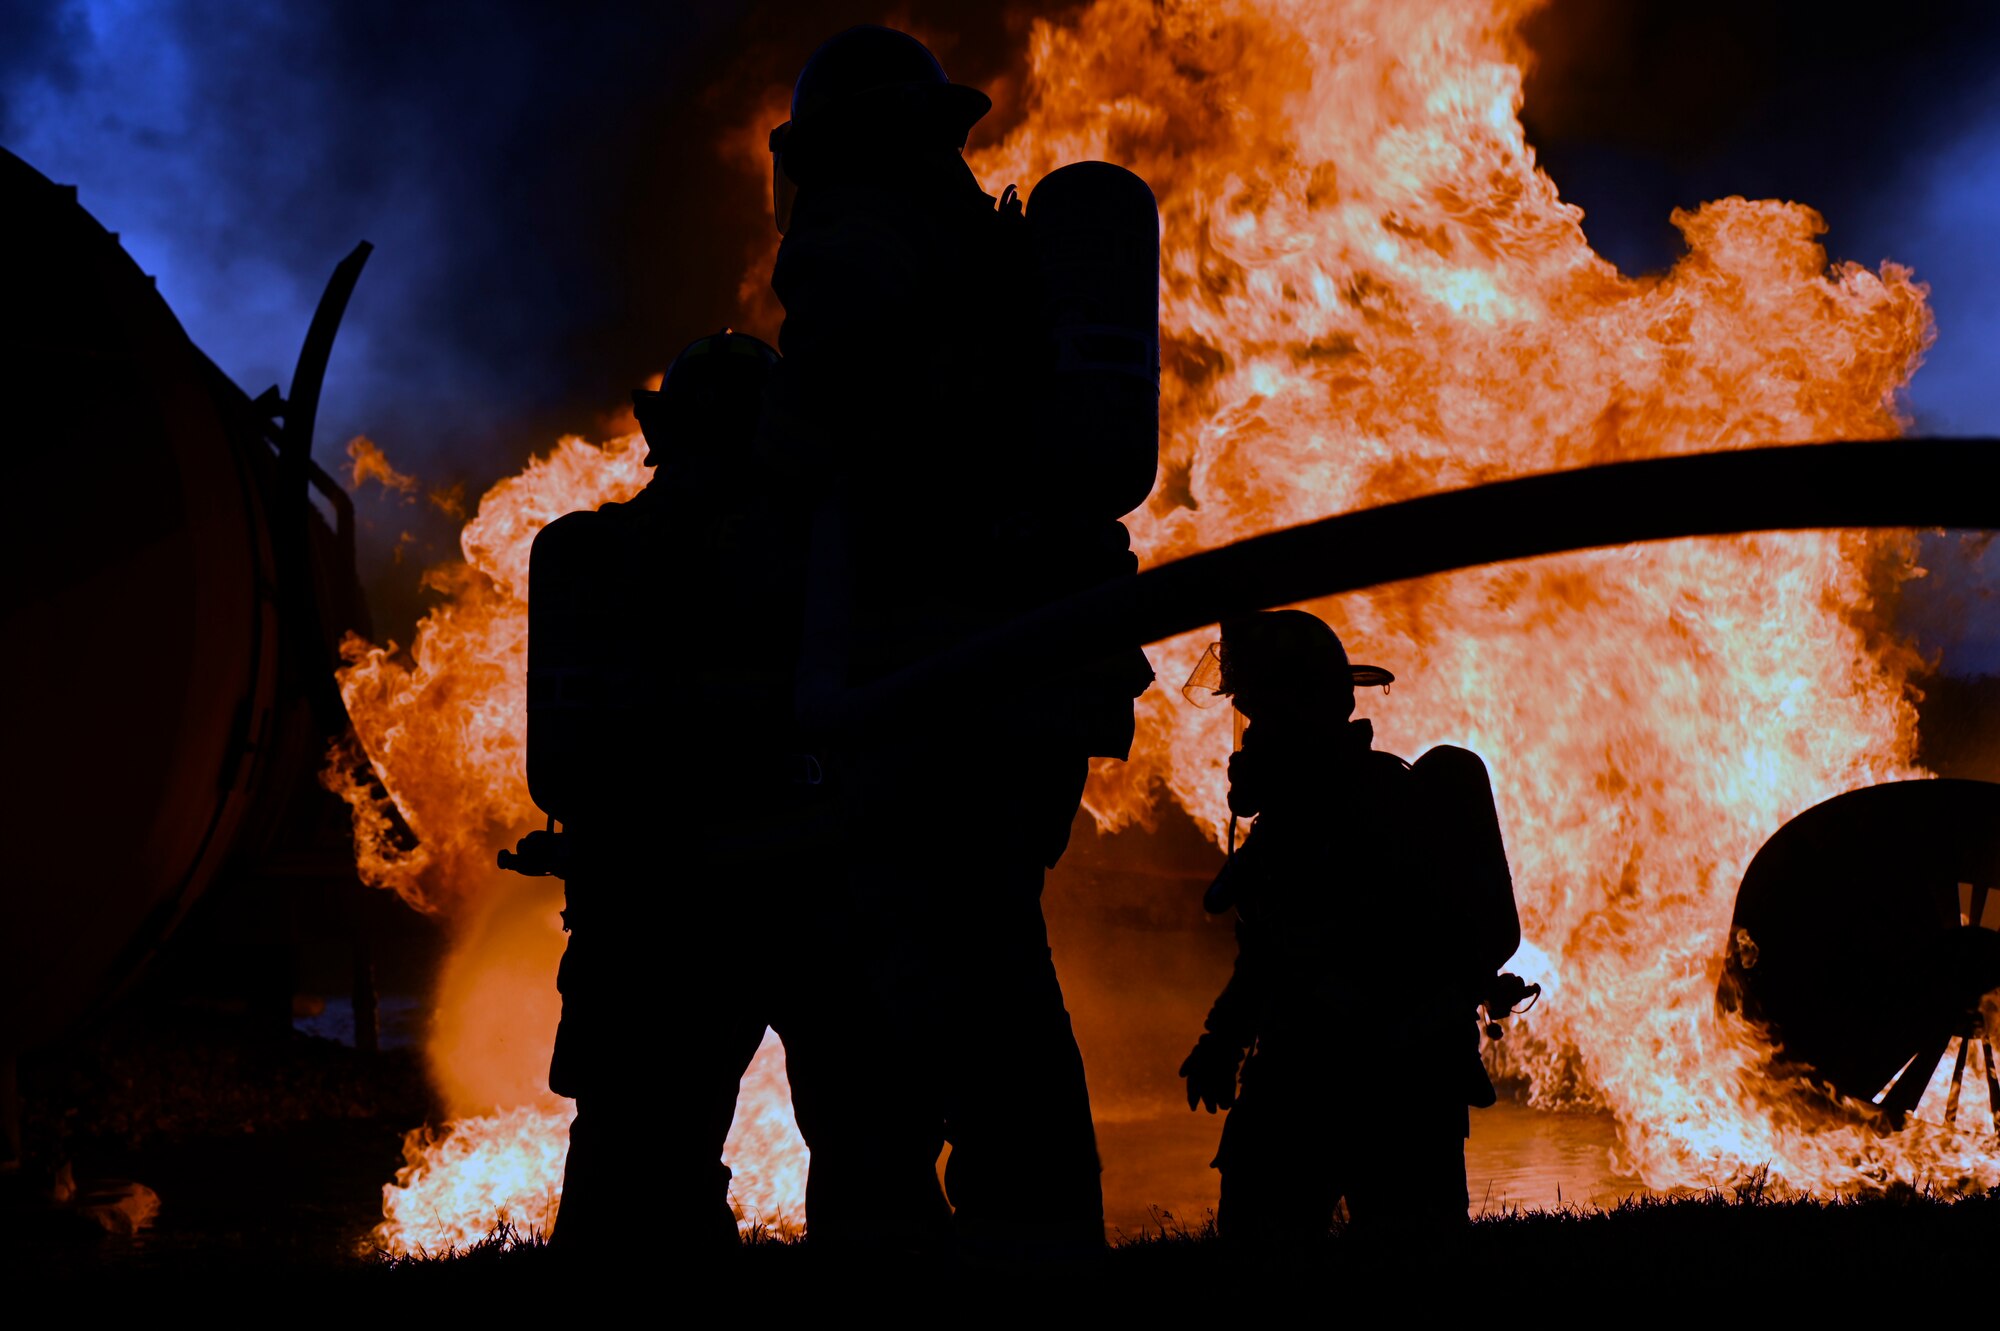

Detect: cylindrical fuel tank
[0, 150, 282, 1054]
[1718, 779, 2000, 1107]
[1027, 160, 1160, 521]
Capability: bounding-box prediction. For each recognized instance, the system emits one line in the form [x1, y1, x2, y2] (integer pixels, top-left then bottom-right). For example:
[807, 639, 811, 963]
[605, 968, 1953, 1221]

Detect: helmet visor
[1181, 642, 1226, 707]
[770, 124, 798, 235]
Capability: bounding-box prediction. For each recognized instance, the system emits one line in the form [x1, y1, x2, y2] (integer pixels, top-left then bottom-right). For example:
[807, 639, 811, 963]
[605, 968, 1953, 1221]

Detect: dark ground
[8, 1000, 1996, 1304]
[5, 1002, 436, 1285]
[25, 1184, 1996, 1308]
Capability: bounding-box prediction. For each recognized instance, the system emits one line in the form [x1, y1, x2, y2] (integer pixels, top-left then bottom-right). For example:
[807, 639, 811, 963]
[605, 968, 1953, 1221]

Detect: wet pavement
[1096, 1100, 1644, 1235]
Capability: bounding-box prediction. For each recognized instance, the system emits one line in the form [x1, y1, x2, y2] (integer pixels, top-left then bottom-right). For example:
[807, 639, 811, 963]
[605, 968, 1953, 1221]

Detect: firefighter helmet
[1182, 609, 1393, 708]
[767, 26, 991, 231]
[631, 329, 778, 467]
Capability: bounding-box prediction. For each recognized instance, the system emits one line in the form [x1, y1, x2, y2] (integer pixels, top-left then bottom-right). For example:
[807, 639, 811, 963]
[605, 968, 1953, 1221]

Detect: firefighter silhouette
[510, 330, 946, 1253]
[761, 25, 1158, 1253]
[1178, 610, 1531, 1239]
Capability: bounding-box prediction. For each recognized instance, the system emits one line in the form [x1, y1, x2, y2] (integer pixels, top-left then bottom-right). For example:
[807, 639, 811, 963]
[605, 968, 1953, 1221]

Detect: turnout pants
[885, 851, 1104, 1254]
[549, 863, 950, 1254]
[1215, 1055, 1468, 1242]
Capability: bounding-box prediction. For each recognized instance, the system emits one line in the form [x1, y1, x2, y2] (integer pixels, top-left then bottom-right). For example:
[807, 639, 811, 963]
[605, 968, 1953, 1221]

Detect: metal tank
[0, 147, 381, 1084]
[1718, 779, 2000, 1127]
[1026, 160, 1161, 521]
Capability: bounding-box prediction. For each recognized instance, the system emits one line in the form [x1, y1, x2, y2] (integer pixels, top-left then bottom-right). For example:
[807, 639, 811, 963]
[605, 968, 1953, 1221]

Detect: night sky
[6, 0, 1999, 662]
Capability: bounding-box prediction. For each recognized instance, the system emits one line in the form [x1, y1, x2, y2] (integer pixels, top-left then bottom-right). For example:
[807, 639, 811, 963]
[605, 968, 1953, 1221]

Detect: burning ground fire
[333, 0, 1996, 1252]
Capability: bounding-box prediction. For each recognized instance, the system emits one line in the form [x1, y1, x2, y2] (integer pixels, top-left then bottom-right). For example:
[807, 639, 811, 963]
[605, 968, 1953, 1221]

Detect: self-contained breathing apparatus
[499, 330, 796, 878]
[765, 24, 1162, 592]
[507, 28, 1168, 874]
[1180, 615, 1541, 1092]
[1022, 161, 1161, 525]
[1409, 742, 1542, 1053]
[1000, 161, 1164, 770]
[768, 34, 1164, 777]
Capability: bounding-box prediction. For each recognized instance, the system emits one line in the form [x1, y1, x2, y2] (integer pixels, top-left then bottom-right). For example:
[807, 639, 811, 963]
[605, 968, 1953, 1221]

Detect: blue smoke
[1848, 81, 2000, 670]
[5, 1, 504, 468]
[1, 0, 745, 604]
[1860, 90, 2000, 437]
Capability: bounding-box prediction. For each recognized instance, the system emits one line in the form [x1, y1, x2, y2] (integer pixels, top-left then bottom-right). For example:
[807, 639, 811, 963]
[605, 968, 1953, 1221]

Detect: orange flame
[372, 1034, 804, 1252]
[339, 0, 1994, 1253]
[346, 435, 419, 498]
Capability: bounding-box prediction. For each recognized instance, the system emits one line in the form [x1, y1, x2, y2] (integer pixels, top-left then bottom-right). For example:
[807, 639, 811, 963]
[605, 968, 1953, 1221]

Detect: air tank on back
[1026, 161, 1160, 520]
[0, 148, 376, 1073]
[1412, 744, 1521, 982]
[524, 508, 645, 828]
[521, 331, 782, 833]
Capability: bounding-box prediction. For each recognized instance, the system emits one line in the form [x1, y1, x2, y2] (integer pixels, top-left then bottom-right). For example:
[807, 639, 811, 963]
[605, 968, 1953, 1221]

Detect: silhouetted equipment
[1408, 745, 1538, 1051]
[1179, 610, 1495, 1236]
[1413, 747, 1518, 970]
[767, 25, 992, 234]
[522, 505, 649, 832]
[1182, 611, 1395, 712]
[1026, 162, 1161, 519]
[1187, 611, 1394, 913]
[1183, 617, 1525, 1010]
[1719, 779, 2000, 1128]
[516, 330, 781, 842]
[496, 824, 569, 878]
[786, 24, 991, 132]
[1480, 971, 1541, 1043]
[1, 147, 392, 1072]
[632, 330, 781, 468]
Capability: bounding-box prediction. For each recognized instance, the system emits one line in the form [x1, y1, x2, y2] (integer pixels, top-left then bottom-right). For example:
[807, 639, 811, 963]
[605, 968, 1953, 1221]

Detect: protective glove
[1179, 1032, 1245, 1113]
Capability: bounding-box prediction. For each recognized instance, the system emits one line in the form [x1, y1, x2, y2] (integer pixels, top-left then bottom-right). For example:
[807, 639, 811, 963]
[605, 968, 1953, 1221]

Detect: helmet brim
[929, 82, 994, 140]
[821, 79, 991, 137]
[1181, 644, 1396, 707]
[782, 80, 992, 160]
[1349, 665, 1395, 690]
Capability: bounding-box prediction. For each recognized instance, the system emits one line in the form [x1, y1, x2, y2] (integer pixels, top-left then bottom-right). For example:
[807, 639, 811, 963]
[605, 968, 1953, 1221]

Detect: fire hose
[804, 437, 2000, 736]
[505, 436, 1997, 875]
